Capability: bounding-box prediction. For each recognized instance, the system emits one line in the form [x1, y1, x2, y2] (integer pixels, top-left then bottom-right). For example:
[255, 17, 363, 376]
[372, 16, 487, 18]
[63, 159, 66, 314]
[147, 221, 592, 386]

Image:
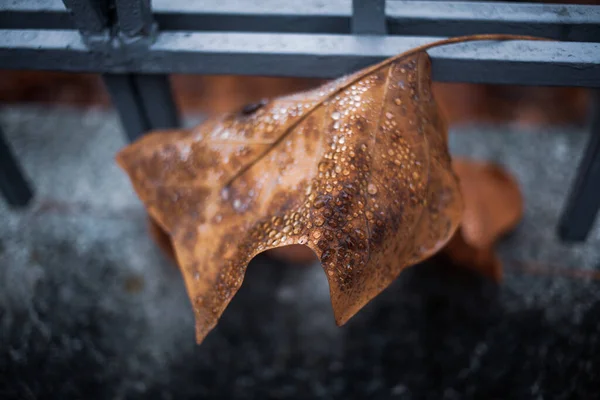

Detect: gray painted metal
[0, 0, 72, 29]
[0, 126, 33, 207]
[103, 74, 150, 142]
[352, 0, 386, 35]
[104, 73, 179, 142]
[385, 1, 600, 42]
[88, 2, 178, 142]
[60, 0, 111, 49]
[60, 0, 108, 35]
[114, 0, 156, 41]
[558, 91, 600, 242]
[3, 1, 599, 42]
[132, 74, 180, 131]
[0, 30, 598, 87]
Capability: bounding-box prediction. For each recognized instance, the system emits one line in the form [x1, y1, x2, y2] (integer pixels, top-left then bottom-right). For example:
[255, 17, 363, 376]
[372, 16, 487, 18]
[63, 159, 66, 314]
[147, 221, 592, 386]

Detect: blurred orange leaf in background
[443, 159, 524, 281]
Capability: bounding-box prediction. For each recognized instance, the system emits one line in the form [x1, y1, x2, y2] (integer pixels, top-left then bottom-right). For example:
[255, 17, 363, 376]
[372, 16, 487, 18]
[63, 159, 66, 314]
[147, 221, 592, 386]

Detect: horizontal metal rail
[0, 30, 598, 87]
[1, 1, 599, 42]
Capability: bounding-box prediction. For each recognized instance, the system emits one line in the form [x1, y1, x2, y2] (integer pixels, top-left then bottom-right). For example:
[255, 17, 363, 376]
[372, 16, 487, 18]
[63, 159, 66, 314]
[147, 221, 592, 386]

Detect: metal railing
[0, 0, 599, 242]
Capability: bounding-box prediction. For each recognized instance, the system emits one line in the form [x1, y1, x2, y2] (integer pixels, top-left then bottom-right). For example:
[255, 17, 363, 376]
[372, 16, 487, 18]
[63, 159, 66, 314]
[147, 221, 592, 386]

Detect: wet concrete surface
[1, 106, 599, 399]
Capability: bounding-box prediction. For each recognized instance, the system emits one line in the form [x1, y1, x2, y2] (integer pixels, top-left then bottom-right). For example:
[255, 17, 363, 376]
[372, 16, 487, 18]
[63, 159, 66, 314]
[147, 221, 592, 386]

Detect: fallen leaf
[442, 159, 524, 281]
[117, 35, 541, 343]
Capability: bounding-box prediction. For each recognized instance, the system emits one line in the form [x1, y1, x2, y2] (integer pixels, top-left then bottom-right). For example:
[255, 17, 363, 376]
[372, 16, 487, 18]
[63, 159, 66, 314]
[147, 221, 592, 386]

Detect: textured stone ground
[1, 106, 599, 399]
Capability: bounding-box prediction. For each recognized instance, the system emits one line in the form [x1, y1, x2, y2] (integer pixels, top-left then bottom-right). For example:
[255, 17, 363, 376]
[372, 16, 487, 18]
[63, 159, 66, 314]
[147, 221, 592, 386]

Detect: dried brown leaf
[117, 35, 543, 343]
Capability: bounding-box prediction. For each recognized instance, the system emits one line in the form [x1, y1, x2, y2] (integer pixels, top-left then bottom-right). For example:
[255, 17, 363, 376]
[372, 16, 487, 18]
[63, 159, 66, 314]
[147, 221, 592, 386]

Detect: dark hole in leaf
[240, 99, 268, 116]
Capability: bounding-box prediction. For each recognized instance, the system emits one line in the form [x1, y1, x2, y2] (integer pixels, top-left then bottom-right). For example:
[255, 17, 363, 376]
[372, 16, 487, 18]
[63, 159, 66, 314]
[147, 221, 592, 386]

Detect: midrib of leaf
[362, 63, 394, 263]
[224, 34, 549, 188]
[397, 79, 431, 265]
[367, 58, 430, 268]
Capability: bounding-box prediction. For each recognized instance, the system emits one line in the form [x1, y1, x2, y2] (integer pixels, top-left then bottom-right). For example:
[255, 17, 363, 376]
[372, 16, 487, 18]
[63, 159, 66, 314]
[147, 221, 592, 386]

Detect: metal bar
[385, 1, 600, 42]
[132, 74, 180, 130]
[102, 74, 150, 142]
[60, 1, 156, 141]
[103, 74, 179, 140]
[0, 0, 74, 30]
[0, 126, 33, 207]
[1, 30, 599, 87]
[110, 1, 178, 139]
[61, 0, 108, 35]
[152, 0, 349, 33]
[352, 0, 386, 35]
[3, 1, 600, 42]
[557, 91, 600, 242]
[114, 0, 155, 39]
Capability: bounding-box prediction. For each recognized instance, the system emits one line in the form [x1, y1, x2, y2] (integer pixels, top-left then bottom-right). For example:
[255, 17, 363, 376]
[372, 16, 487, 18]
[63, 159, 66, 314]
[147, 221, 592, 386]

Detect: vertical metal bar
[103, 74, 150, 142]
[133, 74, 180, 130]
[0, 125, 33, 207]
[61, 0, 109, 36]
[61, 0, 171, 142]
[558, 90, 600, 242]
[108, 0, 180, 140]
[114, 0, 154, 38]
[352, 0, 386, 35]
[61, 0, 148, 140]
